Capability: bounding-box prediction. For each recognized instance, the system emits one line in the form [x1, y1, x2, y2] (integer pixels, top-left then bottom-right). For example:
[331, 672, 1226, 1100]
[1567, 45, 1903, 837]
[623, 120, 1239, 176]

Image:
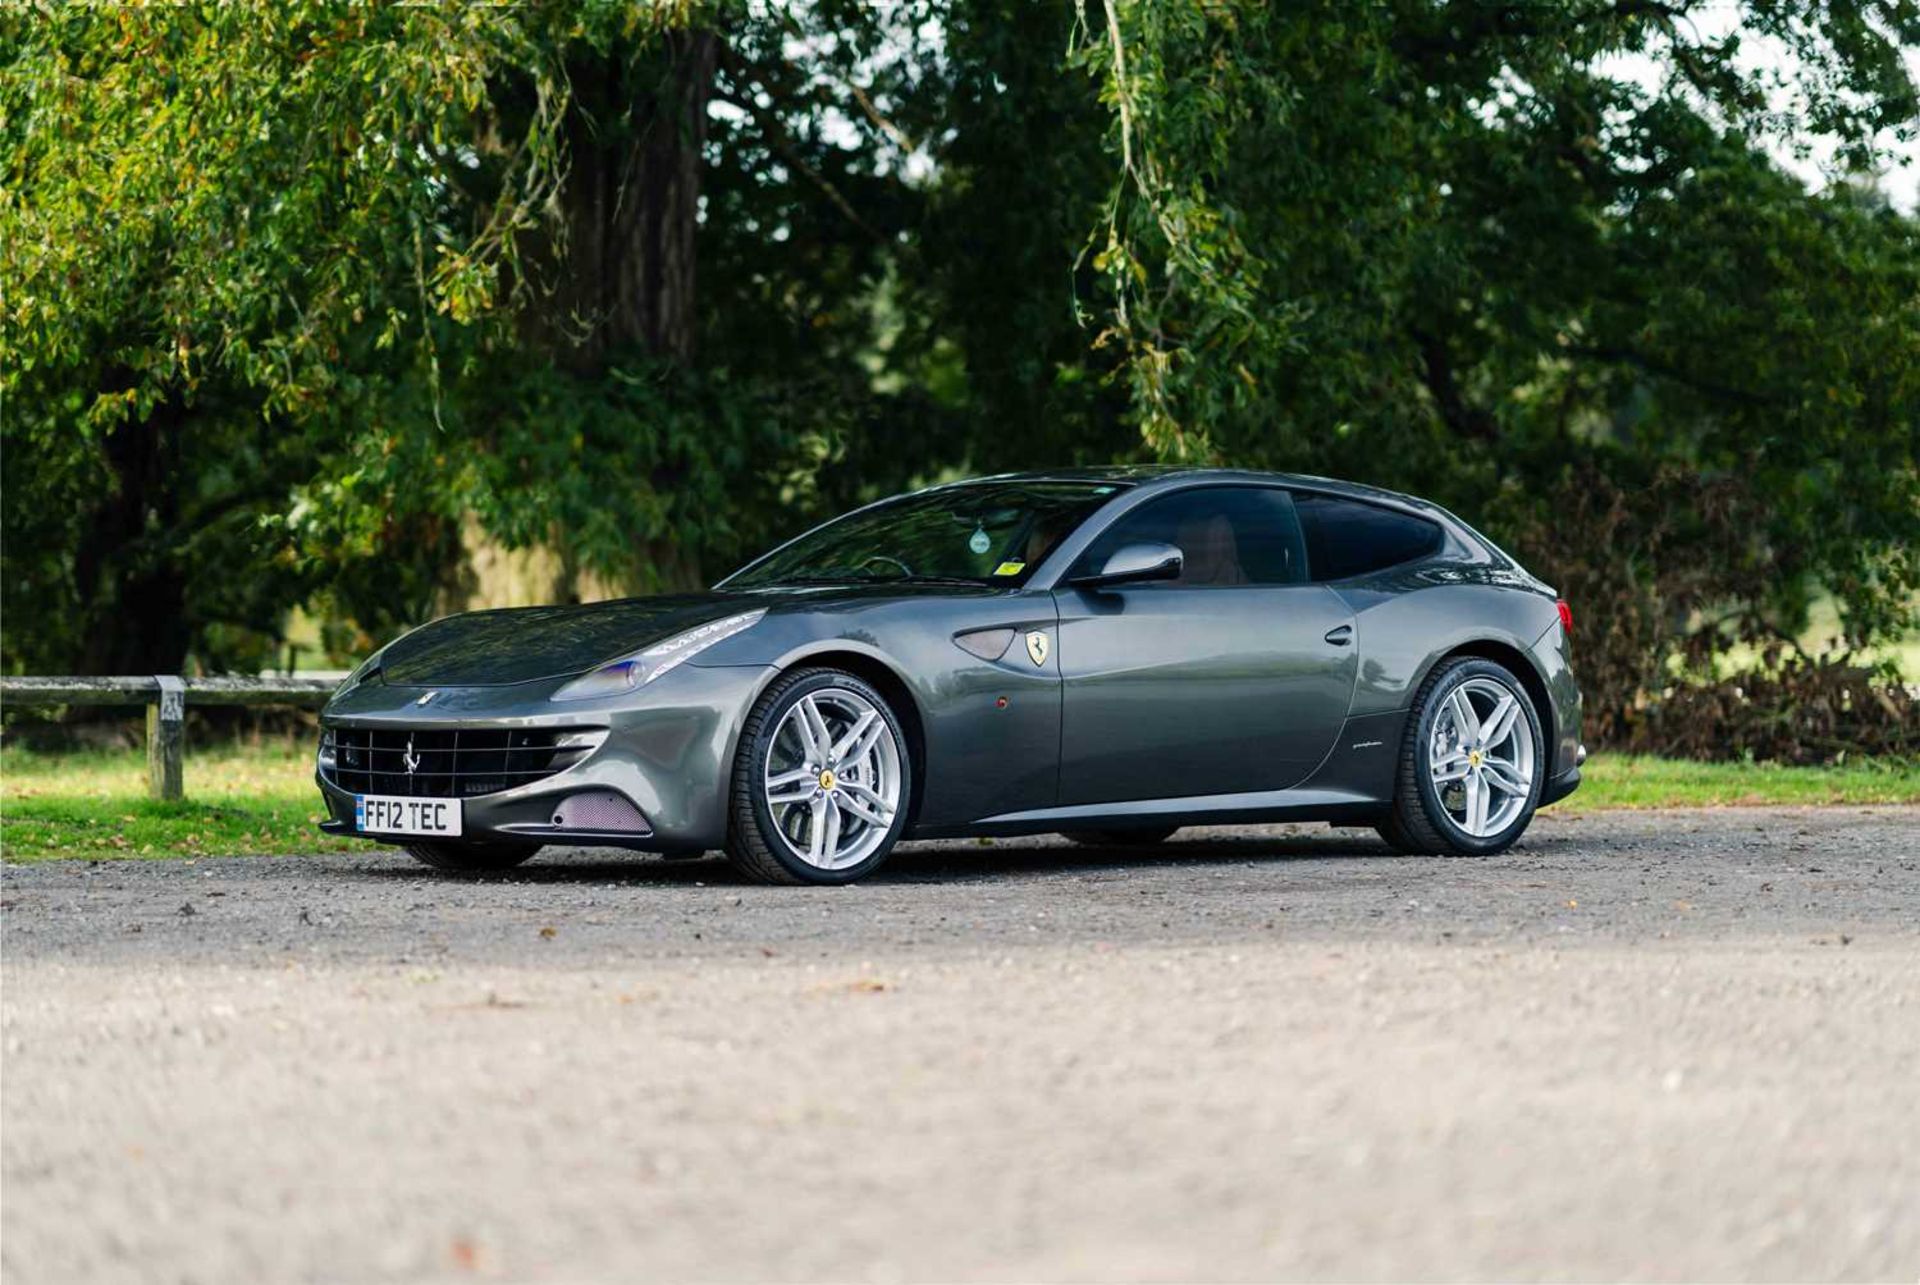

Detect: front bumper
[315, 662, 775, 852]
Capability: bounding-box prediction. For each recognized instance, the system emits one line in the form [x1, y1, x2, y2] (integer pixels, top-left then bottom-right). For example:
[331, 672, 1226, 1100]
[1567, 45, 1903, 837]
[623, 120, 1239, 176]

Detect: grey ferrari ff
[316, 467, 1583, 883]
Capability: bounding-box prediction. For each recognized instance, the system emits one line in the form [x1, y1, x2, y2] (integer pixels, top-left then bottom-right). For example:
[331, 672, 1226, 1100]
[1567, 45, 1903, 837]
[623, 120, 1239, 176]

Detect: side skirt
[924, 789, 1383, 839]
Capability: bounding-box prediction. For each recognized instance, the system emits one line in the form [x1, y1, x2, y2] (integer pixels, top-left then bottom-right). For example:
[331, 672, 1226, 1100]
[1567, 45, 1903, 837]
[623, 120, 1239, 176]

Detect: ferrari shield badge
[1025, 630, 1049, 667]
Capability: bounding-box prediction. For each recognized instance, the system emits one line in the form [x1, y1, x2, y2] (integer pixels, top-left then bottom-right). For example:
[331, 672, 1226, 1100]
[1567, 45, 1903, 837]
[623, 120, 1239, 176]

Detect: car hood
[374, 583, 1003, 687]
[378, 594, 761, 687]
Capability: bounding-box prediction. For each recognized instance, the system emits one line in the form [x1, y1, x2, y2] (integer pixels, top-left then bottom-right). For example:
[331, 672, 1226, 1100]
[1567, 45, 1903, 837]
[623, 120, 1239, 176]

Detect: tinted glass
[1293, 492, 1443, 580]
[1072, 487, 1309, 587]
[725, 481, 1125, 588]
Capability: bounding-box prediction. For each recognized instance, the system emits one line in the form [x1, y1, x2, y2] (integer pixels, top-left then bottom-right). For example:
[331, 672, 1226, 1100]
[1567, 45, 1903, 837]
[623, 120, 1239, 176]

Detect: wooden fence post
[0, 676, 338, 800]
[148, 676, 185, 801]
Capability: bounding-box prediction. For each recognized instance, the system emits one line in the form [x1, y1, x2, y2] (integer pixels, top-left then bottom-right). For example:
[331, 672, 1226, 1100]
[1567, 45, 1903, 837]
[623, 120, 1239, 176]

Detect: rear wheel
[725, 668, 913, 885]
[1060, 826, 1179, 847]
[1378, 656, 1544, 856]
[404, 840, 539, 873]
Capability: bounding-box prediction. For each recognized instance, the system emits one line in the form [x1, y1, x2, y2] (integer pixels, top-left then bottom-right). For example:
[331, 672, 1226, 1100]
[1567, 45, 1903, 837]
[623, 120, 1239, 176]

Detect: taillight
[1556, 599, 1574, 635]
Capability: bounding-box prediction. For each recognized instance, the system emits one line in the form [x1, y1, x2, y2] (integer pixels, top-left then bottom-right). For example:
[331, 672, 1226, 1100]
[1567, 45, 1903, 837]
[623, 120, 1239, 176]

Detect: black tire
[1060, 826, 1180, 847]
[1377, 656, 1546, 856]
[724, 667, 913, 885]
[404, 840, 540, 873]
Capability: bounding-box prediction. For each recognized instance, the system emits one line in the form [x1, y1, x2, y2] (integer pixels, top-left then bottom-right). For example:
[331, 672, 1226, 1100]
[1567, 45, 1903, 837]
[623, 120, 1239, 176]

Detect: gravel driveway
[4, 806, 1918, 1283]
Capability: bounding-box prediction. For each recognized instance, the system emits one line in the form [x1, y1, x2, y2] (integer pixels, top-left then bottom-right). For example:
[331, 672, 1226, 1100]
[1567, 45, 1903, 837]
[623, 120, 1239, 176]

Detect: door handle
[1323, 624, 1354, 646]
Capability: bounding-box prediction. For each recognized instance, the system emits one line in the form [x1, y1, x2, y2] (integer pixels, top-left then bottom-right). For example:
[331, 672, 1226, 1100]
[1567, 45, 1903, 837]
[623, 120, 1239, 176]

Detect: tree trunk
[72, 400, 193, 675]
[531, 31, 718, 369]
[457, 31, 718, 607]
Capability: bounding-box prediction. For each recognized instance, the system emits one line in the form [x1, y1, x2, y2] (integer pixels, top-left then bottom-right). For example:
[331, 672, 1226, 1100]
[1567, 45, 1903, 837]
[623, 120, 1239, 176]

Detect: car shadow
[342, 829, 1405, 887]
[874, 832, 1398, 882]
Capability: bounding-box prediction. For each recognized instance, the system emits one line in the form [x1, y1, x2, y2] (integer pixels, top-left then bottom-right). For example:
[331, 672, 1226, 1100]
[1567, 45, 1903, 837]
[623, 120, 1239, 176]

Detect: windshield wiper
[754, 572, 990, 589]
[876, 573, 992, 587]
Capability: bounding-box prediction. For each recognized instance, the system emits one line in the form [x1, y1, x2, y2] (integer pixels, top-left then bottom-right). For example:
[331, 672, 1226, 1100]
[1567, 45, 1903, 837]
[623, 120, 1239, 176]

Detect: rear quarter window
[1294, 493, 1444, 581]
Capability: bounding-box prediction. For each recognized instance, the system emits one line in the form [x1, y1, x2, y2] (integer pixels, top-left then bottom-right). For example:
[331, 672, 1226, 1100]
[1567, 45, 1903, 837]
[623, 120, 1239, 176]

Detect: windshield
[723, 481, 1127, 589]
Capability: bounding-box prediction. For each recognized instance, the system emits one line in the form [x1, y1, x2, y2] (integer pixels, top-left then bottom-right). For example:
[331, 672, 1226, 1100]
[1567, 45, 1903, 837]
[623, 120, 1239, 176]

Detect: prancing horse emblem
[1025, 630, 1049, 667]
[403, 735, 421, 776]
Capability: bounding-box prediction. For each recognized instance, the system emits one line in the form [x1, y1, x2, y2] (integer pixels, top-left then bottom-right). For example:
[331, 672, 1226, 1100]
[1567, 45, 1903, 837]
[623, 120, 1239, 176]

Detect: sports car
[316, 467, 1584, 883]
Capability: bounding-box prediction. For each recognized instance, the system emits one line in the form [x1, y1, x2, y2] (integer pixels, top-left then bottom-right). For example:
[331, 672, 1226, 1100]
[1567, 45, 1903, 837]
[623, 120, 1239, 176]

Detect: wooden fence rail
[1, 676, 338, 800]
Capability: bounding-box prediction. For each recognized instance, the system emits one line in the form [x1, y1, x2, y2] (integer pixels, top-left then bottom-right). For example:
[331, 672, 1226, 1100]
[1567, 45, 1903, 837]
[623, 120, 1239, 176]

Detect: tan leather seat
[1174, 514, 1248, 586]
[1025, 523, 1057, 565]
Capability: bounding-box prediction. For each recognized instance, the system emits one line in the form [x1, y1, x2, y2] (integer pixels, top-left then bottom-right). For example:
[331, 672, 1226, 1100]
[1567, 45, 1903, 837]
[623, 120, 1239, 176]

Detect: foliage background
[3, 0, 1916, 758]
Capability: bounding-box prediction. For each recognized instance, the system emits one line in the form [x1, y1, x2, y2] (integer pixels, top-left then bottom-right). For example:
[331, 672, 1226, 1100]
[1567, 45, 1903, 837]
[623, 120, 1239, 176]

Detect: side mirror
[1071, 541, 1183, 589]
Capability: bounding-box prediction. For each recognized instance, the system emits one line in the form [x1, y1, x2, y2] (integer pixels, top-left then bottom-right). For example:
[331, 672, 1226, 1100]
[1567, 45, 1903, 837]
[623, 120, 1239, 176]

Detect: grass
[0, 742, 358, 862]
[1559, 753, 1919, 810]
[2, 743, 1915, 863]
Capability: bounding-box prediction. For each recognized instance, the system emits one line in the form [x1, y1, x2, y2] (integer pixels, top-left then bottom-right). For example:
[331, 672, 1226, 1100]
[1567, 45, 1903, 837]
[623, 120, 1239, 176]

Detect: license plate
[355, 794, 463, 838]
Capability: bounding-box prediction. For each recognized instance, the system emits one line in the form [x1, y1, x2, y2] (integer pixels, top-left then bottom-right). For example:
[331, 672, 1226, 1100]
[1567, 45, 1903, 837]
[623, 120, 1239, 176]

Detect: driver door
[1052, 486, 1357, 806]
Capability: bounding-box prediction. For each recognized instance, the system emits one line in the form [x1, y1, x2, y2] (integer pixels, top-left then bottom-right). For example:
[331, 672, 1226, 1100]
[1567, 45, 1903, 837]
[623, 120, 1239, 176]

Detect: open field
[0, 743, 358, 861]
[1699, 596, 1920, 685]
[1553, 752, 1920, 809]
[2, 741, 1917, 862]
[4, 806, 1917, 1282]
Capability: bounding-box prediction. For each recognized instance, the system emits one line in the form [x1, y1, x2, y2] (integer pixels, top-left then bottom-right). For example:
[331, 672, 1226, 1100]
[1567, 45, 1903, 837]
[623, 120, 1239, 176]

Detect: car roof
[721, 464, 1523, 590]
[939, 466, 1501, 568]
[946, 465, 1434, 510]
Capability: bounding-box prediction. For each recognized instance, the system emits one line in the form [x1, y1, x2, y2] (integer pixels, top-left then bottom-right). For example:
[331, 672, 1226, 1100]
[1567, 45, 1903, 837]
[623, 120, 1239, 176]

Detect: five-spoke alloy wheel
[1379, 656, 1544, 856]
[1427, 676, 1536, 838]
[727, 668, 912, 884]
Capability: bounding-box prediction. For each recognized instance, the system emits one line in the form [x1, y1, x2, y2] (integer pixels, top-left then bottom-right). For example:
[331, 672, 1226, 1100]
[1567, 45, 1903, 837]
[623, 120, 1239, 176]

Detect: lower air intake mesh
[550, 791, 650, 833]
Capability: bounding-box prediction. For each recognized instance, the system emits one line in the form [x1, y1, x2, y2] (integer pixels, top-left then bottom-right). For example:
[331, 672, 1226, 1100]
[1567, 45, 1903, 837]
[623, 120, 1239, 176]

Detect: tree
[2, 2, 929, 669]
[1070, 0, 1920, 737]
[4, 1, 1915, 757]
[2, 4, 578, 671]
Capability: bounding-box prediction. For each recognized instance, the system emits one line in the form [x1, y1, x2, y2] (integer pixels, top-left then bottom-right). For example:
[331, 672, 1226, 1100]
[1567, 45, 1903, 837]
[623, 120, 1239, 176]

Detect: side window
[1292, 492, 1443, 581]
[1072, 487, 1309, 587]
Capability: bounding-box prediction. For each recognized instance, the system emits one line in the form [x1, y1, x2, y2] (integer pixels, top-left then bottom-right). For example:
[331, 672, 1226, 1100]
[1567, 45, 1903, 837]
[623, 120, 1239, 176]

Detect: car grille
[320, 726, 605, 799]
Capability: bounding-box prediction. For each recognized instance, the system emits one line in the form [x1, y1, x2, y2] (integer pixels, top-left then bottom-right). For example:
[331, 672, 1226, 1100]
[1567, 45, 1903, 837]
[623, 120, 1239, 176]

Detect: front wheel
[1378, 657, 1544, 856]
[725, 668, 913, 885]
[404, 840, 540, 873]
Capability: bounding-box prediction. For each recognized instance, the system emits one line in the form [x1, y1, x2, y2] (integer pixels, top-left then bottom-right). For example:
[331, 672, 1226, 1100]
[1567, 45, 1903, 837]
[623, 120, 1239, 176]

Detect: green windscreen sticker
[992, 560, 1026, 576]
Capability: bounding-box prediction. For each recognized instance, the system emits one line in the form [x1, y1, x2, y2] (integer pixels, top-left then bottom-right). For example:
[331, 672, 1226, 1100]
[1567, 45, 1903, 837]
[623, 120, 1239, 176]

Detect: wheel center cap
[818, 769, 838, 792]
[1467, 749, 1483, 768]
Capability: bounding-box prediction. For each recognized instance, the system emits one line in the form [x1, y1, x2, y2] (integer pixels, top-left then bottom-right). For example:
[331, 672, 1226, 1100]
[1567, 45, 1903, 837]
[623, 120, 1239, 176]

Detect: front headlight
[551, 610, 766, 702]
